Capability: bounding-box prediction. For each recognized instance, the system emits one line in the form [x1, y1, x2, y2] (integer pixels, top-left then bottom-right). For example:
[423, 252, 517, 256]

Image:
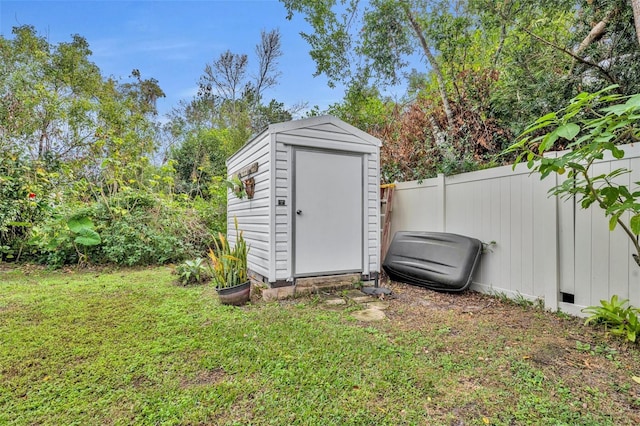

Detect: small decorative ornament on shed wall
[233, 161, 259, 200]
[243, 177, 255, 199]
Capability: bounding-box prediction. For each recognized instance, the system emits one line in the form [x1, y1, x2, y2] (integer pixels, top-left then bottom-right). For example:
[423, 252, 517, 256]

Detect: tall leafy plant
[67, 216, 101, 248]
[67, 215, 101, 266]
[506, 86, 640, 266]
[207, 218, 248, 288]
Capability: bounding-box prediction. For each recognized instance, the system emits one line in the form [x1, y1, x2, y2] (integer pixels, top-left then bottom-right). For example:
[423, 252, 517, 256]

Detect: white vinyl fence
[389, 143, 640, 316]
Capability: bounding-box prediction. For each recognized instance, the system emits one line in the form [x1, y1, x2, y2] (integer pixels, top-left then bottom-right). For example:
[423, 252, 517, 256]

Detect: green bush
[26, 189, 215, 267]
[0, 151, 53, 260]
[191, 191, 227, 237]
[28, 214, 80, 268]
[94, 191, 214, 266]
[100, 211, 185, 266]
[1, 149, 223, 268]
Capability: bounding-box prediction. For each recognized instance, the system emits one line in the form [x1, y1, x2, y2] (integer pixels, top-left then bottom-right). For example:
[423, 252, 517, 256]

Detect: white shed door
[294, 149, 363, 276]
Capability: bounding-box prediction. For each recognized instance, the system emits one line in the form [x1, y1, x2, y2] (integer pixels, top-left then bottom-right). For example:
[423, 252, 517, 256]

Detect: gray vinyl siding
[367, 151, 380, 274]
[227, 132, 271, 280]
[274, 142, 291, 280]
[274, 122, 378, 152]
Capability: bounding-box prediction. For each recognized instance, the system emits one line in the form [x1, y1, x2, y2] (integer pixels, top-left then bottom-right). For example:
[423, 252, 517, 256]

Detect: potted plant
[208, 217, 250, 306]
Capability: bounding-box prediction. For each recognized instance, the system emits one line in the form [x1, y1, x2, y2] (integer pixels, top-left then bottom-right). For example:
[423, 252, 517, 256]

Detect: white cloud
[90, 37, 198, 60]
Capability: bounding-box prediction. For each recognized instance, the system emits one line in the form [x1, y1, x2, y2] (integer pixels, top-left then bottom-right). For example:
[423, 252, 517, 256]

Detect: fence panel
[390, 177, 443, 238]
[389, 144, 640, 313]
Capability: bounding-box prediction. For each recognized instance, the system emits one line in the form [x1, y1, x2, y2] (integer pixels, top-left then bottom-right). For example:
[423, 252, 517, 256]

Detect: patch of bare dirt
[0, 261, 15, 272]
[382, 281, 640, 423]
[180, 367, 227, 388]
[304, 279, 640, 424]
[131, 375, 154, 389]
[389, 281, 495, 311]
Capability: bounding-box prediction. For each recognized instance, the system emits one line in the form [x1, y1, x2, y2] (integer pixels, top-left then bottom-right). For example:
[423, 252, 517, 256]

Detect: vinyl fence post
[437, 173, 446, 232]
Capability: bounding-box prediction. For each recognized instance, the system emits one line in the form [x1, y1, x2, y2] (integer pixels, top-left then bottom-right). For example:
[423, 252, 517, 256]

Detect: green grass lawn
[1, 266, 638, 425]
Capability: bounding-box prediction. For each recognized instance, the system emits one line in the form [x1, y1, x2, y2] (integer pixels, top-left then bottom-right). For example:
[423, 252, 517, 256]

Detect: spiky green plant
[208, 217, 248, 288]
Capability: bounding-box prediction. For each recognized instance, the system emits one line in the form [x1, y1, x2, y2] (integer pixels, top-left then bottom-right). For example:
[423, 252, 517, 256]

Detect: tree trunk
[427, 115, 446, 147]
[632, 0, 640, 47]
[493, 22, 507, 68]
[38, 133, 45, 160]
[574, 9, 613, 55]
[38, 121, 49, 160]
[401, 3, 454, 129]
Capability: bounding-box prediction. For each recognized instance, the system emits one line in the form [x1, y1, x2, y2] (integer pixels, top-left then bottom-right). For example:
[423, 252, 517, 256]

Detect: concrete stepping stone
[365, 301, 390, 310]
[352, 295, 376, 303]
[351, 308, 386, 321]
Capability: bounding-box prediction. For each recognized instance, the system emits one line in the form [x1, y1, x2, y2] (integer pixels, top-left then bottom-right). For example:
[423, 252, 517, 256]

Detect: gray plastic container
[382, 231, 482, 292]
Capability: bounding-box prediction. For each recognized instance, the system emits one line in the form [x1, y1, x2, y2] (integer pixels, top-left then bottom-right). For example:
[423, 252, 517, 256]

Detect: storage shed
[226, 115, 382, 288]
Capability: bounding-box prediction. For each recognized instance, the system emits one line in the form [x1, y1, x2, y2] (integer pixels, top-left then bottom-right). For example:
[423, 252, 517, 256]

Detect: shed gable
[271, 115, 381, 153]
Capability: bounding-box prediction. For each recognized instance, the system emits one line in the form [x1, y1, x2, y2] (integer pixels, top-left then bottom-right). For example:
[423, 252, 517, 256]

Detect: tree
[91, 73, 165, 197]
[281, 0, 572, 167]
[167, 29, 296, 200]
[482, 0, 640, 135]
[464, 0, 577, 135]
[327, 82, 393, 134]
[251, 99, 293, 133]
[282, 0, 455, 128]
[399, 1, 453, 127]
[120, 69, 165, 116]
[506, 86, 640, 266]
[170, 128, 230, 197]
[569, 0, 640, 94]
[0, 26, 104, 162]
[633, 0, 640, 45]
[197, 28, 283, 131]
[0, 25, 165, 186]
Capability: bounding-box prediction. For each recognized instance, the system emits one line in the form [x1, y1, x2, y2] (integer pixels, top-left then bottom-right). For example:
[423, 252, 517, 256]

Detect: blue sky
[0, 0, 355, 119]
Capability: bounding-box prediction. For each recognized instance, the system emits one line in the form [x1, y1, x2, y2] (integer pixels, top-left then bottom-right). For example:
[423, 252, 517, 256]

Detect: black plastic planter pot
[216, 281, 251, 306]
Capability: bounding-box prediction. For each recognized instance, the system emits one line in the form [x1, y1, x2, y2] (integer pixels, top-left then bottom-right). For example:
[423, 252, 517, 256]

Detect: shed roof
[228, 115, 381, 164]
[268, 115, 382, 147]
